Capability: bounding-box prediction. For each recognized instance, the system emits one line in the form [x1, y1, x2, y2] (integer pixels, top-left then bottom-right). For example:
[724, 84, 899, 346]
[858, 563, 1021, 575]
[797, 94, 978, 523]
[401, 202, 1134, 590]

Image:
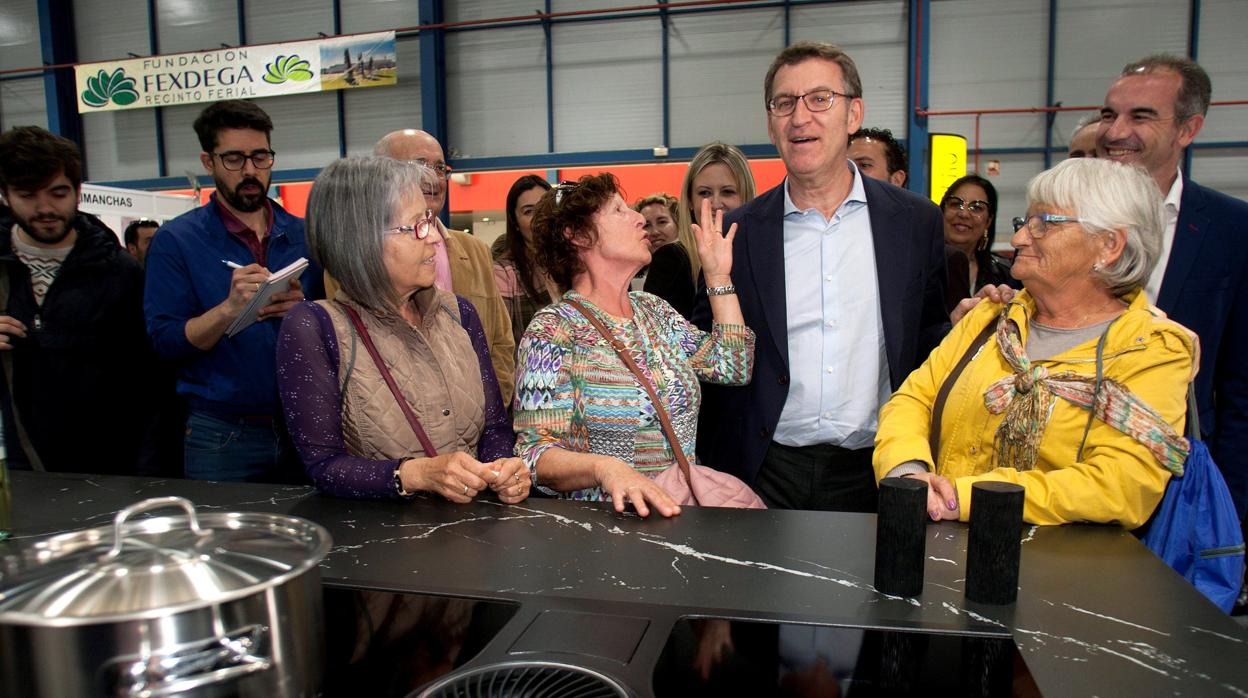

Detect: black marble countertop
[3, 471, 1247, 696]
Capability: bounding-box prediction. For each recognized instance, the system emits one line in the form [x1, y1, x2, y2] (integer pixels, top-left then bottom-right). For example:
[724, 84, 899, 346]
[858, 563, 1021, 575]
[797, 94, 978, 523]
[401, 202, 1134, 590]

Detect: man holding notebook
[145, 100, 323, 483]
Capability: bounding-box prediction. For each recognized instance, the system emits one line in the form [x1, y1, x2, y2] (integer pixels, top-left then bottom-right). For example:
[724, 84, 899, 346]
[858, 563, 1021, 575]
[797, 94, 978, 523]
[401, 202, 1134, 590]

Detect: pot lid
[0, 497, 331, 626]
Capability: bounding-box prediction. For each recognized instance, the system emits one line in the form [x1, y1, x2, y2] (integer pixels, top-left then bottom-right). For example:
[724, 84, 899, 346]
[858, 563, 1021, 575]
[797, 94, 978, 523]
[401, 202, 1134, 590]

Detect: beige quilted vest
[318, 289, 486, 462]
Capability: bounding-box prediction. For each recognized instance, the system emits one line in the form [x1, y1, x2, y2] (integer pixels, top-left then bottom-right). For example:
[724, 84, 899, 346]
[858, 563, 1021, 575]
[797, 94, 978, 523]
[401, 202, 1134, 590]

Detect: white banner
[75, 32, 396, 113]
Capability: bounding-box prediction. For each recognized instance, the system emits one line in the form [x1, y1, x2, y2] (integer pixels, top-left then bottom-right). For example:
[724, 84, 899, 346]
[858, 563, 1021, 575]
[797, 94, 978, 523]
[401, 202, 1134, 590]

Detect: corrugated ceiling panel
[446, 26, 546, 158]
[668, 8, 783, 149]
[551, 16, 661, 152]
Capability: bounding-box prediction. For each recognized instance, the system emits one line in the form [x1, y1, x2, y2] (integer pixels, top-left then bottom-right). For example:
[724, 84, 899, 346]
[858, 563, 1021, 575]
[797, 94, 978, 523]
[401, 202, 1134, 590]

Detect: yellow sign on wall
[928, 133, 968, 204]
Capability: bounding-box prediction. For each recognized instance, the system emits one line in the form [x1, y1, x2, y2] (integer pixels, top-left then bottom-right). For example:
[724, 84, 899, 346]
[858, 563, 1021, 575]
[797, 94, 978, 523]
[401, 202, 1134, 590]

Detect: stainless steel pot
[0, 496, 331, 697]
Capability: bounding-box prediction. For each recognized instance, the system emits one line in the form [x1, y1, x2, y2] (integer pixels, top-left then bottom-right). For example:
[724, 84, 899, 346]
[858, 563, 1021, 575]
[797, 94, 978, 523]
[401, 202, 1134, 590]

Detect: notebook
[225, 257, 309, 337]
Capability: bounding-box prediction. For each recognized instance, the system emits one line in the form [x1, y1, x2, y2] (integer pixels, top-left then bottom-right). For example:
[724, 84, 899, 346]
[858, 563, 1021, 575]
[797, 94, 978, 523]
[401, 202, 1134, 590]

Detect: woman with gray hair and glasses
[277, 156, 528, 503]
[874, 157, 1195, 529]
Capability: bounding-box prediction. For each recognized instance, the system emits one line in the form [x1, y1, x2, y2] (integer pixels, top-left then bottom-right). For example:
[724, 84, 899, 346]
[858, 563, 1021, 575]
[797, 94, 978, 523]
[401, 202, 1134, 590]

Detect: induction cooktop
[321, 588, 1040, 698]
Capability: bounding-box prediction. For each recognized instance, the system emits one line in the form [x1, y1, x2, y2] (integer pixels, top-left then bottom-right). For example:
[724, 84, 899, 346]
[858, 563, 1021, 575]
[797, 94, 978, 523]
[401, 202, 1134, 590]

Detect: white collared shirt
[772, 162, 890, 450]
[1146, 169, 1183, 302]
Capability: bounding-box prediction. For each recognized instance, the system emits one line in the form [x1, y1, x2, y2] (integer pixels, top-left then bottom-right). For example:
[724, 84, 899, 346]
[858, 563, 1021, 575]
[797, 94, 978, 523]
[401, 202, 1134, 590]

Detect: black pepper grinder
[874, 477, 928, 597]
[964, 481, 1025, 604]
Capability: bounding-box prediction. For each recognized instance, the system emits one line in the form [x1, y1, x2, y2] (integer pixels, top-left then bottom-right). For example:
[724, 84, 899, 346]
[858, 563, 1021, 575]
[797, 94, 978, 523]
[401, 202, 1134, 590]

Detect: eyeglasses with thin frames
[213, 150, 276, 171]
[405, 159, 453, 178]
[767, 89, 854, 117]
[384, 208, 438, 241]
[1011, 213, 1083, 238]
[942, 197, 991, 216]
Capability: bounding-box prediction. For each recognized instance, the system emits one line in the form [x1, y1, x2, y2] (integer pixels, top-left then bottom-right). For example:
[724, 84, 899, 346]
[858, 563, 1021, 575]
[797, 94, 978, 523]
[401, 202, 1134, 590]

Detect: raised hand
[691, 198, 737, 282]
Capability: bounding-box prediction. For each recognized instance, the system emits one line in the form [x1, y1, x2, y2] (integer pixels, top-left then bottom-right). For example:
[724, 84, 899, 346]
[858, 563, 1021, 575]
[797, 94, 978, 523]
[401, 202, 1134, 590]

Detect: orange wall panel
[159, 158, 789, 220]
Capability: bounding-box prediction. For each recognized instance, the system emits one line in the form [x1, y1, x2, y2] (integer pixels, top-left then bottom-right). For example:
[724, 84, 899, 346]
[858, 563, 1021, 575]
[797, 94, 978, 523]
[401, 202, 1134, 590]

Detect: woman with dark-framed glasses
[277, 157, 528, 503]
[874, 157, 1194, 529]
[940, 174, 1021, 312]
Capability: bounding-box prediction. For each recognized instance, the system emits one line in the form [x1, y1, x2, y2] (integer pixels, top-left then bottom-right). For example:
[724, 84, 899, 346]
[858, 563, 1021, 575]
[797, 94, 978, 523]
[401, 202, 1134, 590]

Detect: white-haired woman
[874, 158, 1194, 529]
[277, 156, 528, 503]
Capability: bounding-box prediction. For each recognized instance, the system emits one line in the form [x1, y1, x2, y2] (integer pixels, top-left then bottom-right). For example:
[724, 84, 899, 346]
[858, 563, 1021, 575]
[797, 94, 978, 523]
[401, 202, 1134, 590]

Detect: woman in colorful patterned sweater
[513, 173, 756, 518]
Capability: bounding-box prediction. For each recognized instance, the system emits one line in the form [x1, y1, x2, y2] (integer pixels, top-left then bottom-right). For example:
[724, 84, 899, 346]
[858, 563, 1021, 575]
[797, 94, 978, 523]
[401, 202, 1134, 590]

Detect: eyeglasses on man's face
[406, 159, 453, 178]
[1011, 213, 1083, 238]
[942, 197, 991, 216]
[213, 150, 276, 171]
[384, 208, 438, 241]
[766, 89, 853, 117]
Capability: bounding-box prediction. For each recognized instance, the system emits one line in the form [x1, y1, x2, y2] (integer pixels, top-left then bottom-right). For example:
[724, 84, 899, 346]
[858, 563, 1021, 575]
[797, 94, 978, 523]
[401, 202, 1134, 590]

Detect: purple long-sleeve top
[277, 297, 513, 499]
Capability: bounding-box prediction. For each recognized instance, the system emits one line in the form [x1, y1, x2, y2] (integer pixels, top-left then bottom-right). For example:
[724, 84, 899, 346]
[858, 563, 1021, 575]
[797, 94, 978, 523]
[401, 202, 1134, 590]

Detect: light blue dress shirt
[772, 163, 891, 451]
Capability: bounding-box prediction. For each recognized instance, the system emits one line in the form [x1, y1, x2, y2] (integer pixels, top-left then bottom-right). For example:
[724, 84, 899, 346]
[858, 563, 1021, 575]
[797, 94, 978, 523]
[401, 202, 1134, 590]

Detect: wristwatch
[393, 461, 414, 497]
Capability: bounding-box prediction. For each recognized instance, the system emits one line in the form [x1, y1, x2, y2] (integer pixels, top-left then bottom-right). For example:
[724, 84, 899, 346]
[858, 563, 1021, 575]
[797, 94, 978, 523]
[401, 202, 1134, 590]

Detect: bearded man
[0, 126, 155, 474]
[145, 100, 323, 482]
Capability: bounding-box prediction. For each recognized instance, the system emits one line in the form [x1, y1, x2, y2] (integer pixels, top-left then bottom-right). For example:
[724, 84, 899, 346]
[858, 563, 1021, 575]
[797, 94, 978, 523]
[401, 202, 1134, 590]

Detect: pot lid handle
[105, 496, 210, 560]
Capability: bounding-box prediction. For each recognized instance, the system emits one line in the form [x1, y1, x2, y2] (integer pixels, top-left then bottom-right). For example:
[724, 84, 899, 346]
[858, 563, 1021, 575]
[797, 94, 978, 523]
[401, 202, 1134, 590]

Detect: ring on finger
[254, 282, 260, 292]
[461, 483, 469, 496]
[514, 472, 522, 483]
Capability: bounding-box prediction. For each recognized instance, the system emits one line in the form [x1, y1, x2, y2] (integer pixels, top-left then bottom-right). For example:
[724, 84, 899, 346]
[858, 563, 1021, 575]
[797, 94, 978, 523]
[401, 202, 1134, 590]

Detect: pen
[221, 259, 244, 269]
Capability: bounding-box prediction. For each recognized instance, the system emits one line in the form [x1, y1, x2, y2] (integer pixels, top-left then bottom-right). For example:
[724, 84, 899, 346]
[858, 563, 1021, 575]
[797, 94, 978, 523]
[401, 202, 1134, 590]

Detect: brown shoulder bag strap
[565, 299, 696, 495]
[929, 318, 997, 462]
[337, 302, 438, 458]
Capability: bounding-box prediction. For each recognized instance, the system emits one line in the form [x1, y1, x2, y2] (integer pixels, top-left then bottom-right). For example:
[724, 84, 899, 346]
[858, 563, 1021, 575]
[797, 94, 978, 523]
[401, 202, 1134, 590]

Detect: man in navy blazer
[1099, 55, 1248, 526]
[693, 42, 948, 512]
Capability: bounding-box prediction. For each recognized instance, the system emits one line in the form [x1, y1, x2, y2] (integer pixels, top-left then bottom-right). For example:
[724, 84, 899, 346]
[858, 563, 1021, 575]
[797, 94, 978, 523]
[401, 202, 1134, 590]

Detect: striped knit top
[513, 290, 755, 501]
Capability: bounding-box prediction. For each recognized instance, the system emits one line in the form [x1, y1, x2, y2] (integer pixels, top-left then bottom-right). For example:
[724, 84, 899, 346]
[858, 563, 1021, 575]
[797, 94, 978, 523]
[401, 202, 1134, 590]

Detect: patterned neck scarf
[982, 309, 1189, 475]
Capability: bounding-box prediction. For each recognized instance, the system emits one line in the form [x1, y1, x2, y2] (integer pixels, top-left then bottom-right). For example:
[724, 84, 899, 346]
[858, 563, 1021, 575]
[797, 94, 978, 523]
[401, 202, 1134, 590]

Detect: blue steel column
[905, 0, 931, 196]
[36, 0, 81, 145]
[783, 0, 791, 46]
[660, 4, 670, 148]
[544, 0, 554, 153]
[1042, 0, 1057, 169]
[333, 0, 346, 156]
[1184, 0, 1201, 176]
[148, 0, 168, 177]
[418, 0, 449, 223]
[237, 0, 247, 45]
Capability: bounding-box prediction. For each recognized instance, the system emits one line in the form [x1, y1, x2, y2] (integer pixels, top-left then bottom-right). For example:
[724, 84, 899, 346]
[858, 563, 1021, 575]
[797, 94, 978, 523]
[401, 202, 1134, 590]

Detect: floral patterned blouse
[513, 290, 755, 500]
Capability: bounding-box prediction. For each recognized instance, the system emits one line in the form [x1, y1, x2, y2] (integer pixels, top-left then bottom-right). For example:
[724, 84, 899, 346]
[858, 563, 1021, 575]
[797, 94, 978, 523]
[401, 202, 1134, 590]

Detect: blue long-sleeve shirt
[144, 197, 324, 415]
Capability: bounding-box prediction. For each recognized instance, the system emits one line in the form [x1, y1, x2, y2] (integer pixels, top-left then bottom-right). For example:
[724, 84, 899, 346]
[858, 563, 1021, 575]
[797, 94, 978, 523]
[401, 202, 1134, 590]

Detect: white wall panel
[1195, 0, 1248, 145]
[74, 0, 150, 62]
[446, 27, 545, 158]
[339, 0, 416, 34]
[341, 37, 424, 154]
[929, 0, 1047, 150]
[551, 0, 638, 10]
[82, 108, 160, 181]
[245, 0, 333, 44]
[0, 0, 39, 71]
[449, 1, 539, 22]
[257, 92, 341, 169]
[1051, 0, 1189, 151]
[791, 0, 908, 137]
[552, 17, 661, 153]
[1192, 149, 1248, 204]
[160, 103, 218, 177]
[669, 8, 782, 150]
[1, 77, 47, 131]
[344, 38, 421, 154]
[159, 91, 339, 175]
[157, 0, 239, 53]
[981, 153, 1046, 252]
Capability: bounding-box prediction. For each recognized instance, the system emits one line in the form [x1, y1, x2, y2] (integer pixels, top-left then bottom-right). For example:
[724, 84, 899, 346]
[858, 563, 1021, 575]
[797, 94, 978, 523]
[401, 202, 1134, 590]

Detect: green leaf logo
[263, 54, 314, 84]
[81, 68, 139, 107]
